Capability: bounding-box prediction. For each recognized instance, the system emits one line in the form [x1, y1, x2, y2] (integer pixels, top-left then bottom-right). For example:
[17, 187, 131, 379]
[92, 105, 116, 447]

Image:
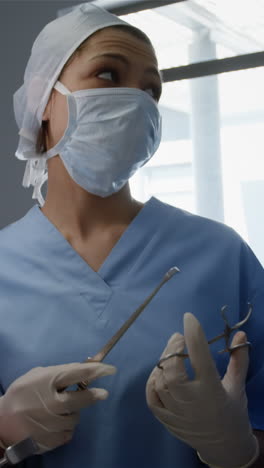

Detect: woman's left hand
[145, 313, 259, 468]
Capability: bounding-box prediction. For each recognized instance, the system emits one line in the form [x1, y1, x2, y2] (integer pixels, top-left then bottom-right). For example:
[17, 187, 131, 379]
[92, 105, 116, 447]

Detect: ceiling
[118, 0, 264, 68]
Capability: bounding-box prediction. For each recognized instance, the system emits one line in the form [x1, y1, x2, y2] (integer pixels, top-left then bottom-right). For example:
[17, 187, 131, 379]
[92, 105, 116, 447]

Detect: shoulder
[153, 198, 263, 278]
[0, 206, 38, 268]
[154, 197, 245, 244]
[0, 205, 36, 245]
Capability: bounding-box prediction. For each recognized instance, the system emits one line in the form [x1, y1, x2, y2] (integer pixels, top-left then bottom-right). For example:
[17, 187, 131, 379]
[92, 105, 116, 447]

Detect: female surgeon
[0, 3, 263, 468]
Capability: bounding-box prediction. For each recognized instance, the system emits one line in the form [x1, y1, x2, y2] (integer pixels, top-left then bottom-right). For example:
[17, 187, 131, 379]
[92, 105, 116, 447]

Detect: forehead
[84, 27, 158, 66]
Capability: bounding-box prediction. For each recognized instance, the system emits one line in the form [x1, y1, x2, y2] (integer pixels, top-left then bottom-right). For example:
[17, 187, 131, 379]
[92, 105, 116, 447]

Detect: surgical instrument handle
[89, 266, 180, 363]
[77, 266, 180, 390]
[0, 438, 39, 466]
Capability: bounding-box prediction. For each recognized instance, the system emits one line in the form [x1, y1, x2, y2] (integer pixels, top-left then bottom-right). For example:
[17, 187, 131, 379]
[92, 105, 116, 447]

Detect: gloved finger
[222, 331, 249, 394]
[146, 378, 193, 442]
[59, 412, 80, 430]
[155, 364, 196, 414]
[27, 410, 80, 432]
[53, 362, 117, 390]
[146, 334, 187, 411]
[148, 401, 180, 429]
[146, 371, 188, 420]
[155, 374, 190, 414]
[159, 333, 184, 360]
[36, 434, 73, 455]
[184, 313, 220, 383]
[154, 333, 192, 406]
[161, 333, 189, 387]
[35, 443, 50, 455]
[58, 387, 109, 413]
[146, 370, 165, 409]
[36, 429, 74, 452]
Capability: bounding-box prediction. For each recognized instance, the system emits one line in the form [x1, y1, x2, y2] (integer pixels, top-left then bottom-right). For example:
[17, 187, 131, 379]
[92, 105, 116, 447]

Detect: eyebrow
[90, 53, 162, 83]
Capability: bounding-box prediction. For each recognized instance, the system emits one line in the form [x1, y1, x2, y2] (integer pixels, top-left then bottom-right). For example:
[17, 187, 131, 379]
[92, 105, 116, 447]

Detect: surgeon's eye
[96, 69, 161, 101]
[96, 69, 118, 82]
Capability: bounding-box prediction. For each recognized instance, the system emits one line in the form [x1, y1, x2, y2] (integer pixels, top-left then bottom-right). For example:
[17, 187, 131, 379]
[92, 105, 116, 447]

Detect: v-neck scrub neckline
[25, 196, 160, 290]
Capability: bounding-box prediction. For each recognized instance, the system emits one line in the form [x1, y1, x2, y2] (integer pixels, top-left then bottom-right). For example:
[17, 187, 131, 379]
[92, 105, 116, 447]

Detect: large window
[119, 2, 264, 265]
[130, 66, 264, 264]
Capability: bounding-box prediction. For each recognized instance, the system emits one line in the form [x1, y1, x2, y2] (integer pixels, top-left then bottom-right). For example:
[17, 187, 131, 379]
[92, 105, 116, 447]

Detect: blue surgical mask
[44, 81, 162, 197]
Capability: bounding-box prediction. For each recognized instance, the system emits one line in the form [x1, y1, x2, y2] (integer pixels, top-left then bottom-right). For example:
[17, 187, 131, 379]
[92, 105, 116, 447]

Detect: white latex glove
[0, 361, 116, 454]
[146, 313, 259, 468]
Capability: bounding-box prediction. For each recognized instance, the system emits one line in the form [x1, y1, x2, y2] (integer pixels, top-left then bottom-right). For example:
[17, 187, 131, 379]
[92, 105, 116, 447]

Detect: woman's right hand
[0, 362, 116, 454]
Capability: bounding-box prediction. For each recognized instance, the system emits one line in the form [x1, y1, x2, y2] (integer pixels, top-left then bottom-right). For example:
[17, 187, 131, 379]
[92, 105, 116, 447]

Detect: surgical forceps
[77, 266, 180, 390]
[157, 303, 253, 369]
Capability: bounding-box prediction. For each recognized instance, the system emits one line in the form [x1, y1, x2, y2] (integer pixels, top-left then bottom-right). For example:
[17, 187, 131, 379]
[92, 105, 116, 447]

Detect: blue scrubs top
[0, 196, 263, 468]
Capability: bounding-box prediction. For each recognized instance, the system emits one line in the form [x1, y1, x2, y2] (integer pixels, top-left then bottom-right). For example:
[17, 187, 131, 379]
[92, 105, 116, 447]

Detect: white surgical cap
[13, 2, 130, 206]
